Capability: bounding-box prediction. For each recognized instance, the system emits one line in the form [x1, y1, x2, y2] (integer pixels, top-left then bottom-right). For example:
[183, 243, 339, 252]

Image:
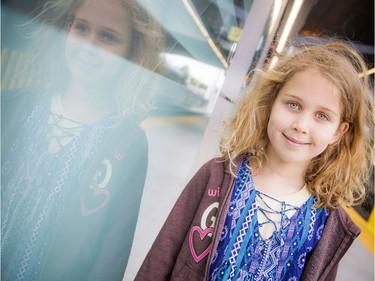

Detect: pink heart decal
[80, 183, 110, 216]
[189, 226, 214, 263]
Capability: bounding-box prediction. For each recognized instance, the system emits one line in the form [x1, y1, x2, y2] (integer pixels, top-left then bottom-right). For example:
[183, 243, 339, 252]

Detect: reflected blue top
[1, 90, 148, 281]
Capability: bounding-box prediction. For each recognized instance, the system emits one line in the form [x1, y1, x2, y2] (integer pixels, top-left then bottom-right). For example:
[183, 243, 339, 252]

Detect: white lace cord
[47, 111, 87, 152]
[256, 191, 299, 238]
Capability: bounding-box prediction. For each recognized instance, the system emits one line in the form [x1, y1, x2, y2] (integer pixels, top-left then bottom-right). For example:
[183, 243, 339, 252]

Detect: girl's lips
[75, 51, 101, 67]
[76, 57, 101, 67]
[283, 134, 309, 146]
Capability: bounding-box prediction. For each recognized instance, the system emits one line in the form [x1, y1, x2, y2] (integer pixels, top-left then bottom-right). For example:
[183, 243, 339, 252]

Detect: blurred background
[2, 0, 374, 280]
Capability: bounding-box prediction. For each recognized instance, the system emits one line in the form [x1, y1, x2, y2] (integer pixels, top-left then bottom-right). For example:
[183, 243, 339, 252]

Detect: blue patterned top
[208, 158, 330, 281]
[1, 94, 148, 281]
[1, 100, 111, 281]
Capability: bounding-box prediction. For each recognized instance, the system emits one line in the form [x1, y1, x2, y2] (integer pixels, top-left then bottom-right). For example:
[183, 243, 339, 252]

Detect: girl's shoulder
[203, 156, 244, 172]
[101, 116, 148, 162]
[2, 88, 49, 114]
[326, 206, 361, 237]
[2, 88, 36, 106]
[112, 116, 147, 145]
[2, 88, 45, 124]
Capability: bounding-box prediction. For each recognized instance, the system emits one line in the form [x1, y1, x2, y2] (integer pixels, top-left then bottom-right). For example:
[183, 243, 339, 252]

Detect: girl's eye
[316, 112, 329, 121]
[73, 23, 89, 34]
[287, 101, 300, 110]
[101, 32, 118, 43]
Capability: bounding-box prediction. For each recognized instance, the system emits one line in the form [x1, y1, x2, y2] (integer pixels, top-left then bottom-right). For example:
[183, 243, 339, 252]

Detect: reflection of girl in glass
[1, 0, 163, 280]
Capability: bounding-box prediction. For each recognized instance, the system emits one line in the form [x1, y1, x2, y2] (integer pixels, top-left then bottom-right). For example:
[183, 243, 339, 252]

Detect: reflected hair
[26, 0, 164, 119]
[220, 42, 374, 209]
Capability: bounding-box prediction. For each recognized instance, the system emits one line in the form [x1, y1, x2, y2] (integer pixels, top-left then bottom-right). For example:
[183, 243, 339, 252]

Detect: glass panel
[1, 1, 279, 280]
[189, 0, 254, 62]
[137, 0, 254, 115]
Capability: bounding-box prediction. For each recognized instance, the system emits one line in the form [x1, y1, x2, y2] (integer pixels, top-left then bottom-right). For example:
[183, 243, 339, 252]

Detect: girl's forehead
[283, 69, 339, 93]
[77, 0, 128, 20]
[279, 69, 343, 111]
[75, 0, 131, 30]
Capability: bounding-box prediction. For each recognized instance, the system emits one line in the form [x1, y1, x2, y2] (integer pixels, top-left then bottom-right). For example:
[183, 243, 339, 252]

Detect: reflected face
[266, 69, 349, 167]
[65, 0, 132, 83]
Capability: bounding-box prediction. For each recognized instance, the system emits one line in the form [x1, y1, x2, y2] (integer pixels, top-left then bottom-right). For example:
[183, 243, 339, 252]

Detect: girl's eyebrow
[73, 17, 125, 37]
[73, 17, 87, 23]
[101, 26, 124, 37]
[284, 94, 339, 117]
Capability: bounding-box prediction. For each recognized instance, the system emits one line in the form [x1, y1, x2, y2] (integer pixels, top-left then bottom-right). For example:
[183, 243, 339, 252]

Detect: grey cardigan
[135, 158, 360, 281]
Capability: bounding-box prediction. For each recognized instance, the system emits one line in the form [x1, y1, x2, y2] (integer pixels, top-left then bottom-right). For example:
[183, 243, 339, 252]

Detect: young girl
[135, 42, 374, 281]
[1, 0, 163, 280]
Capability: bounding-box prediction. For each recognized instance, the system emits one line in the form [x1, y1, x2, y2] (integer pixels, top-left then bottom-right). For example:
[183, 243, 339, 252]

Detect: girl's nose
[80, 36, 100, 54]
[78, 31, 101, 51]
[292, 116, 309, 134]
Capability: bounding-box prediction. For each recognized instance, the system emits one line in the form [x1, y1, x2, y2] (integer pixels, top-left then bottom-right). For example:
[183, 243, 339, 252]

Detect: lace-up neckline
[255, 186, 310, 240]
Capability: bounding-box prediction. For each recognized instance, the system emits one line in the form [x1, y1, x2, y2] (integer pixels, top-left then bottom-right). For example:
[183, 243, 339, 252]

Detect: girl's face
[266, 69, 349, 167]
[65, 0, 132, 84]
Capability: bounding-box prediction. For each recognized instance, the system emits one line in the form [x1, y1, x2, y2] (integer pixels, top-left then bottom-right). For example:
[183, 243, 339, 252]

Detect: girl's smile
[282, 133, 310, 147]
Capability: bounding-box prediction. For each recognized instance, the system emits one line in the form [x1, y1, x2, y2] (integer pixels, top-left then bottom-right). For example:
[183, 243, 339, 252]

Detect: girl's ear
[330, 122, 349, 145]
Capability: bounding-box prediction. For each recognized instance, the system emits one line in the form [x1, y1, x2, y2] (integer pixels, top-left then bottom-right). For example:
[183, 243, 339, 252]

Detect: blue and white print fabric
[208, 158, 329, 281]
[1, 100, 112, 281]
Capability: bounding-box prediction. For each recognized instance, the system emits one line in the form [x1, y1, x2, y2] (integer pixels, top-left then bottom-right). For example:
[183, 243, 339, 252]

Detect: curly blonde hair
[26, 0, 164, 118]
[220, 42, 374, 209]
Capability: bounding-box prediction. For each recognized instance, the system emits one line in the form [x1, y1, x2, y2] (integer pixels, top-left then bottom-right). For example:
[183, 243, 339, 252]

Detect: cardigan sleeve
[134, 159, 217, 281]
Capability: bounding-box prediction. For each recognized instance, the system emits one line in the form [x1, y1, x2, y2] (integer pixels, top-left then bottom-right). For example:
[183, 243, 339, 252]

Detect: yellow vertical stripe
[1, 48, 10, 90]
[368, 208, 374, 235]
[15, 52, 27, 89]
[343, 205, 374, 255]
[2, 49, 18, 90]
[8, 51, 22, 90]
